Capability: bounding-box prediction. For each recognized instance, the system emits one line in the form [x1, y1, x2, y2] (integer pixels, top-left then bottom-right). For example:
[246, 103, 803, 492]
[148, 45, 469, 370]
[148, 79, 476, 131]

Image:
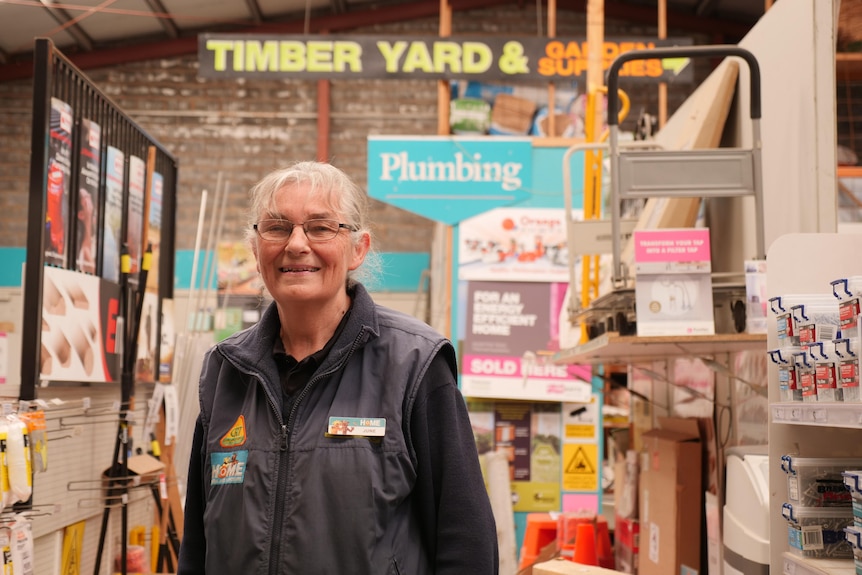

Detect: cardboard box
[638, 418, 702, 575]
[102, 453, 165, 502]
[615, 516, 639, 553]
[490, 93, 536, 135]
[615, 540, 638, 575]
[614, 516, 639, 574]
[614, 449, 639, 520]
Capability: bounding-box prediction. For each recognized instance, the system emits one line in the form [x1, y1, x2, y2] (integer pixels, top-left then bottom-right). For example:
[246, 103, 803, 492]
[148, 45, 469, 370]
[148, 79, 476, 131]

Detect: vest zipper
[267, 329, 365, 575]
[268, 424, 289, 575]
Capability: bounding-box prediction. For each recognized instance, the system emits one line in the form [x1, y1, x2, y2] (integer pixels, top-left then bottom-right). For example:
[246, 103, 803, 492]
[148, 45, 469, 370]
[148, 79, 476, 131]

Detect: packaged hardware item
[844, 525, 862, 575]
[831, 276, 862, 331]
[768, 347, 802, 402]
[843, 471, 862, 527]
[794, 350, 818, 403]
[835, 336, 862, 402]
[809, 341, 842, 402]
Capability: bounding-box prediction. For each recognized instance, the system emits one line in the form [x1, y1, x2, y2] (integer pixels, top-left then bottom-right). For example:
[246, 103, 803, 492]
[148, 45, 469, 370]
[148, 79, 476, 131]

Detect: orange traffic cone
[572, 522, 598, 566]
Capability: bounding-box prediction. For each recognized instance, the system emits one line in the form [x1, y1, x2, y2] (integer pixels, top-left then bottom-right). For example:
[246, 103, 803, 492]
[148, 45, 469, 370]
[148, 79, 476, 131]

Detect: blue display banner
[367, 136, 532, 225]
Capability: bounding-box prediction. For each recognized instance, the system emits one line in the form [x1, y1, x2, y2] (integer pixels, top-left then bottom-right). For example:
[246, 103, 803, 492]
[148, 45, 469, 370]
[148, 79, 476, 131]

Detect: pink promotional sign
[460, 280, 591, 402]
[633, 228, 711, 263]
[633, 228, 715, 336]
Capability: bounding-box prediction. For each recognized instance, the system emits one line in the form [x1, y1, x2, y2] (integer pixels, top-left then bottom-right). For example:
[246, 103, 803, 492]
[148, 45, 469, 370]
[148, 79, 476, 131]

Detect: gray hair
[246, 161, 380, 288]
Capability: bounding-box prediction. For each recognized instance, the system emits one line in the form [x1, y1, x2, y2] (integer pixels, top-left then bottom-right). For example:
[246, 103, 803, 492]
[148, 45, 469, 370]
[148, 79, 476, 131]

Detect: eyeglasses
[253, 218, 355, 243]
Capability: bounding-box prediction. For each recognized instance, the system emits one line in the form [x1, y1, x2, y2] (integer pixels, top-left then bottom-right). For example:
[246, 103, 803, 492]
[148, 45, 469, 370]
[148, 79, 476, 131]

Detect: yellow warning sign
[61, 520, 85, 575]
[562, 443, 598, 491]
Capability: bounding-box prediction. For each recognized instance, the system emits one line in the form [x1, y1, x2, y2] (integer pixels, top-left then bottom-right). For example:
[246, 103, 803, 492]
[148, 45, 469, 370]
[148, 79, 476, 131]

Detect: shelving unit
[552, 332, 766, 365]
[772, 402, 862, 429]
[767, 233, 862, 575]
[780, 553, 857, 575]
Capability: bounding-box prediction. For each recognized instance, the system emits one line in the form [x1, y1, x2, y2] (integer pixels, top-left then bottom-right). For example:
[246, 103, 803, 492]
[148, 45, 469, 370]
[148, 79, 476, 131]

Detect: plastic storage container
[843, 471, 862, 527]
[769, 294, 839, 348]
[782, 503, 854, 559]
[780, 455, 862, 507]
[792, 300, 840, 347]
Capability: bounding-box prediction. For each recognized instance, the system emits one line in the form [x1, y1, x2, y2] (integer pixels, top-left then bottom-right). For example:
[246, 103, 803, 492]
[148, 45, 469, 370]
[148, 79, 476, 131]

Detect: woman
[178, 161, 498, 574]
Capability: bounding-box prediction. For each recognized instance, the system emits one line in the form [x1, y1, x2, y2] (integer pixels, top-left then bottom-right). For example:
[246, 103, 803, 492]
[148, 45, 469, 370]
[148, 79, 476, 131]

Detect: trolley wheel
[731, 300, 746, 333]
[616, 312, 635, 336]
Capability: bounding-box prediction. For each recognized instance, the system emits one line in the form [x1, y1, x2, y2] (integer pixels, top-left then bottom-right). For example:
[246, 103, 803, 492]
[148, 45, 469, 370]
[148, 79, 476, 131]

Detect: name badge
[327, 416, 386, 437]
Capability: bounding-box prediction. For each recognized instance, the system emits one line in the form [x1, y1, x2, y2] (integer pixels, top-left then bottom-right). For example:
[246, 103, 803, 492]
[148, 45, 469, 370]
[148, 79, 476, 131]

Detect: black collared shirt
[273, 309, 351, 397]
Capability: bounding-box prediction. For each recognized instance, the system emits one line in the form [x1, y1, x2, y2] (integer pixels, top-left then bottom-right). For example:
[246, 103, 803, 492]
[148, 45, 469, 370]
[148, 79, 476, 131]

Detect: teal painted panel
[514, 145, 585, 209]
[174, 249, 218, 291]
[378, 252, 430, 292]
[0, 248, 430, 291]
[0, 248, 25, 287]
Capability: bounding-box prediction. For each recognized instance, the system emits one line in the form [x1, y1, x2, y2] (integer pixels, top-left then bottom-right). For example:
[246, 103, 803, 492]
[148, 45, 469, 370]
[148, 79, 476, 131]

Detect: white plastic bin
[723, 447, 769, 575]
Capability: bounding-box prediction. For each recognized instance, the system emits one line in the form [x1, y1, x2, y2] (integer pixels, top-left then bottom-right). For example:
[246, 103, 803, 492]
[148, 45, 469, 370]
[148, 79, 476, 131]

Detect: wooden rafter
[142, 0, 180, 39]
[40, 3, 94, 52]
[245, 0, 265, 24]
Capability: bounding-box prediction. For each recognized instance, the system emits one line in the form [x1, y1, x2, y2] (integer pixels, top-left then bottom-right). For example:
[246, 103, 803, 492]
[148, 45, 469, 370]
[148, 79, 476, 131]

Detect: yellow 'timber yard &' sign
[198, 34, 693, 82]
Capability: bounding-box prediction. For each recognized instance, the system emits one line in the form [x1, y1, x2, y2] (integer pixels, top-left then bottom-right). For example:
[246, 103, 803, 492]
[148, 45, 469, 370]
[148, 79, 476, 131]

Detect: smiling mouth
[280, 266, 319, 273]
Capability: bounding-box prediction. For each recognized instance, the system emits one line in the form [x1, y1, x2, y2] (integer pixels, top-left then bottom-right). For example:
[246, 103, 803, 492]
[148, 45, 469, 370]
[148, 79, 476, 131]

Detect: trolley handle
[606, 45, 761, 126]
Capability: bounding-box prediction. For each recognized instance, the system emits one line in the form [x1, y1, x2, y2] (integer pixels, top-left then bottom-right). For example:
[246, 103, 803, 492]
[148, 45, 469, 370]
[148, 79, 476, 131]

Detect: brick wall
[0, 5, 705, 253]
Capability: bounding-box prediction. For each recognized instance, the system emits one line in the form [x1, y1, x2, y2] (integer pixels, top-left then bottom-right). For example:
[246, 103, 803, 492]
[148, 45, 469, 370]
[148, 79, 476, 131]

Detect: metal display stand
[568, 45, 764, 338]
[607, 44, 765, 286]
[23, 38, 179, 575]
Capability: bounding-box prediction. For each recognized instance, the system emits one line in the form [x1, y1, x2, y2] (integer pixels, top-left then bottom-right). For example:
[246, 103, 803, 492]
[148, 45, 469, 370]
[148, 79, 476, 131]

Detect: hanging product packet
[831, 276, 862, 332]
[5, 414, 32, 505]
[0, 527, 11, 574]
[809, 341, 841, 402]
[835, 336, 862, 403]
[9, 515, 34, 575]
[768, 347, 802, 402]
[17, 411, 47, 474]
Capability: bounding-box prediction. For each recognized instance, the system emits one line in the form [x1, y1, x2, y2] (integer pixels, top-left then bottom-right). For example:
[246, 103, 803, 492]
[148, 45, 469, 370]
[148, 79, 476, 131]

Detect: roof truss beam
[41, 2, 94, 52]
[142, 0, 180, 38]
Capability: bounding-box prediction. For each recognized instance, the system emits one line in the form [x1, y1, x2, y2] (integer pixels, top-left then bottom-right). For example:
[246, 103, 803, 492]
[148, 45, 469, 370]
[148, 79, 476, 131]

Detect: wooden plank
[658, 0, 667, 127]
[586, 0, 604, 94]
[154, 400, 184, 572]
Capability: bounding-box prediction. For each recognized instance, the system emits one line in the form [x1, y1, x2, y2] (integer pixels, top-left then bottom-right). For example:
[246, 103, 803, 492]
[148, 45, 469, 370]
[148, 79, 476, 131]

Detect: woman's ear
[249, 238, 260, 272]
[349, 232, 371, 270]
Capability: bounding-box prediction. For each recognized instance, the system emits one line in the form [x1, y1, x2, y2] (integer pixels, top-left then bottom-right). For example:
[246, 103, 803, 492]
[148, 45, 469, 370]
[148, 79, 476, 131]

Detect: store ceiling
[2, 0, 857, 84]
[0, 0, 775, 82]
